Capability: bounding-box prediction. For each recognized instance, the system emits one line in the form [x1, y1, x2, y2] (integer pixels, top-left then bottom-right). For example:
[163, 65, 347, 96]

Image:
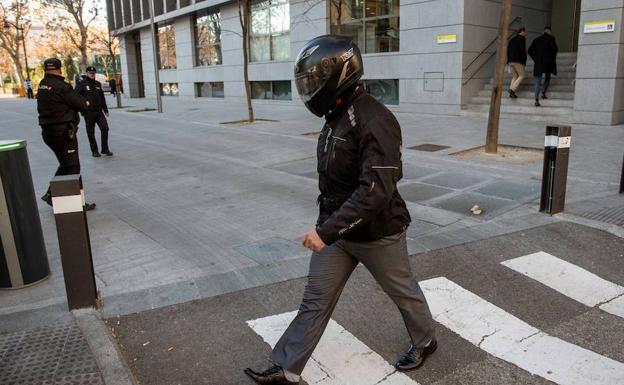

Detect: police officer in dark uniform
[76, 66, 113, 157]
[244, 36, 436, 385]
[37, 57, 96, 211]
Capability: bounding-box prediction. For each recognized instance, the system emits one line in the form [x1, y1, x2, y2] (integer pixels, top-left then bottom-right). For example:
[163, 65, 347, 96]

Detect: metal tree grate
[0, 321, 103, 385]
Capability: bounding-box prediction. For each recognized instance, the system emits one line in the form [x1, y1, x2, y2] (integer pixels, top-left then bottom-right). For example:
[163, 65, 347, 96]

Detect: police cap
[43, 57, 62, 70]
[86, 66, 96, 73]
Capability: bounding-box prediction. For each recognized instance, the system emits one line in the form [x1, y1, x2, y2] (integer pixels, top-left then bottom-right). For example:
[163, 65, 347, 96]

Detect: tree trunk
[239, 0, 254, 123]
[485, 0, 512, 154]
[80, 41, 88, 73]
[12, 59, 24, 88]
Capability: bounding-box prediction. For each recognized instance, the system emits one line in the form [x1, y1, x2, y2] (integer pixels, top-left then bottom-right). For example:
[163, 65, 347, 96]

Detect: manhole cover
[235, 238, 307, 263]
[408, 144, 451, 152]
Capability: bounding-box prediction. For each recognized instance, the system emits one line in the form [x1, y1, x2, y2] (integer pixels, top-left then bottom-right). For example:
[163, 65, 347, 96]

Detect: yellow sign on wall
[583, 20, 616, 34]
[437, 34, 457, 44]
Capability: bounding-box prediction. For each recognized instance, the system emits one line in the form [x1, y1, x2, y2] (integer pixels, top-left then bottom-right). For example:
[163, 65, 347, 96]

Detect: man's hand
[302, 228, 326, 253]
[104, 111, 109, 118]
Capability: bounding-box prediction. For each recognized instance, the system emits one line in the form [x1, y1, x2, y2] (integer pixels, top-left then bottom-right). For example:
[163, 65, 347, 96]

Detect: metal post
[620, 152, 624, 194]
[50, 175, 98, 310]
[20, 27, 30, 82]
[149, 0, 163, 113]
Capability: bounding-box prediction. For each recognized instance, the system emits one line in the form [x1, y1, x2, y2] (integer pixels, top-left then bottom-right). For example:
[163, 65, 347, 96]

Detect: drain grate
[0, 321, 103, 385]
[408, 144, 451, 152]
[571, 204, 624, 226]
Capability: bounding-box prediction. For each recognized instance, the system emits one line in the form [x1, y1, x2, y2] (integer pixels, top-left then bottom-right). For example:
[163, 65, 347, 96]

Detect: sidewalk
[0, 95, 622, 384]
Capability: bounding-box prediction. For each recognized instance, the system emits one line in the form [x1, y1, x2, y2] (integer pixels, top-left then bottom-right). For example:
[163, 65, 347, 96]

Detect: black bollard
[50, 174, 99, 310]
[540, 126, 571, 215]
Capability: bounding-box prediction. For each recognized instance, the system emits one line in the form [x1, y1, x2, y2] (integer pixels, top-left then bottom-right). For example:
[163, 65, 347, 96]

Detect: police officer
[245, 36, 436, 385]
[37, 57, 96, 211]
[76, 66, 113, 157]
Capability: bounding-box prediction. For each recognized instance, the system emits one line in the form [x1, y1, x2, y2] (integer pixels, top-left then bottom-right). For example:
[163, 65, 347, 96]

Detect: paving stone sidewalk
[0, 95, 621, 384]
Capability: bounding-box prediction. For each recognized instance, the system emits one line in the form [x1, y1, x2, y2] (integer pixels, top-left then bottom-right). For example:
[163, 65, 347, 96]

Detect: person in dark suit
[506, 27, 527, 99]
[528, 26, 558, 107]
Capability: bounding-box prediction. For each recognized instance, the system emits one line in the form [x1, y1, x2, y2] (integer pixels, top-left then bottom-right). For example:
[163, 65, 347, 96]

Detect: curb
[72, 308, 138, 385]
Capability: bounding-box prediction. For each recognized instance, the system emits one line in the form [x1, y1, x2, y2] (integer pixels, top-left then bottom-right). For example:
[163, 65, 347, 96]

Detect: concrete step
[489, 77, 574, 85]
[460, 109, 574, 124]
[471, 96, 574, 107]
[466, 103, 573, 116]
[484, 83, 575, 92]
[477, 90, 575, 100]
[502, 71, 576, 79]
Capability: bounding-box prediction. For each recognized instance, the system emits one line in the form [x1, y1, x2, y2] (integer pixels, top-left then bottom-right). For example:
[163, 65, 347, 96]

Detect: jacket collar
[45, 73, 65, 81]
[325, 84, 366, 123]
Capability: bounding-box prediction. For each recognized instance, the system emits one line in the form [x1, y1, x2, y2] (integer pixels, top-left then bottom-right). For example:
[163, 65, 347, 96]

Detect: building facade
[108, 0, 624, 125]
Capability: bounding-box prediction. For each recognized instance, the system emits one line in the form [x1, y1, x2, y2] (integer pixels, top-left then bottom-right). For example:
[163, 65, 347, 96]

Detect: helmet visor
[295, 69, 324, 102]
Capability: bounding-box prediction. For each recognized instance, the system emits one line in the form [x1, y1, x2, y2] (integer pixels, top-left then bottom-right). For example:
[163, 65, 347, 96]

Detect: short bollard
[540, 125, 571, 215]
[50, 174, 99, 310]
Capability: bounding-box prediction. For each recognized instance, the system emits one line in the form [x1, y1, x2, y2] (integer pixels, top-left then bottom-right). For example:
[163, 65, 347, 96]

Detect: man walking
[244, 35, 437, 385]
[76, 66, 113, 157]
[37, 57, 96, 210]
[24, 79, 34, 99]
[507, 27, 527, 99]
[528, 26, 558, 107]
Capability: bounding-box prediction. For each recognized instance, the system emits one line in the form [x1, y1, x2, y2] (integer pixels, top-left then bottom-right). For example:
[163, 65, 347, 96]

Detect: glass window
[195, 10, 222, 66]
[251, 81, 292, 100]
[249, 0, 290, 62]
[161, 83, 179, 96]
[363, 79, 398, 105]
[196, 82, 224, 97]
[330, 0, 399, 53]
[158, 24, 176, 69]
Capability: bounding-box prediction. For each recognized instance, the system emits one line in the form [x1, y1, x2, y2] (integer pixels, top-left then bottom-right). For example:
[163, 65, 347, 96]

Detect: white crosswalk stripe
[501, 251, 624, 318]
[247, 311, 420, 385]
[420, 277, 624, 385]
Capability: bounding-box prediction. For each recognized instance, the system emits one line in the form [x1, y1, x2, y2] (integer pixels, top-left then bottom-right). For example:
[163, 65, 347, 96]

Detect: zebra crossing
[248, 251, 624, 385]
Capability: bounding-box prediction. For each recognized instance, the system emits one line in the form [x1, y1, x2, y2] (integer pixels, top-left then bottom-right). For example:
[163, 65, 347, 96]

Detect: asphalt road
[110, 221, 624, 385]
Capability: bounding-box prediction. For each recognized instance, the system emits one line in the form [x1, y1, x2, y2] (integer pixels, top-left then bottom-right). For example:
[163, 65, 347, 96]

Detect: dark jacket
[507, 34, 527, 65]
[75, 78, 109, 114]
[315, 85, 411, 245]
[36, 73, 87, 129]
[528, 33, 558, 76]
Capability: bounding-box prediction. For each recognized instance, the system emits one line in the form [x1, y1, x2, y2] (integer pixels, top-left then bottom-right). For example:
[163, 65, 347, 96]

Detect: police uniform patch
[39, 84, 53, 91]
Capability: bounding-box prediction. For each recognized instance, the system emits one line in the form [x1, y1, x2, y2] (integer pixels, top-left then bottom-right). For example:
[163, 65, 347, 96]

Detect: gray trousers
[271, 232, 435, 375]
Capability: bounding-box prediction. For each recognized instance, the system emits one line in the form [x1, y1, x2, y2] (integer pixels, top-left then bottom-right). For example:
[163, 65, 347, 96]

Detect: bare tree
[0, 0, 30, 88]
[46, 0, 99, 72]
[238, 0, 254, 123]
[93, 28, 122, 107]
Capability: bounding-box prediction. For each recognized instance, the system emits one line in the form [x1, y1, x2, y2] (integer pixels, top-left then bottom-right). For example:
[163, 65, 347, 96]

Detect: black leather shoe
[244, 365, 298, 384]
[84, 202, 96, 211]
[395, 339, 438, 372]
[535, 100, 541, 107]
[41, 193, 52, 207]
[92, 151, 101, 157]
[541, 92, 548, 99]
[102, 150, 113, 156]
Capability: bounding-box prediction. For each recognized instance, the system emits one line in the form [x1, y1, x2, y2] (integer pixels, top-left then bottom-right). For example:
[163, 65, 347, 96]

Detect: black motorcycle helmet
[294, 35, 363, 117]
